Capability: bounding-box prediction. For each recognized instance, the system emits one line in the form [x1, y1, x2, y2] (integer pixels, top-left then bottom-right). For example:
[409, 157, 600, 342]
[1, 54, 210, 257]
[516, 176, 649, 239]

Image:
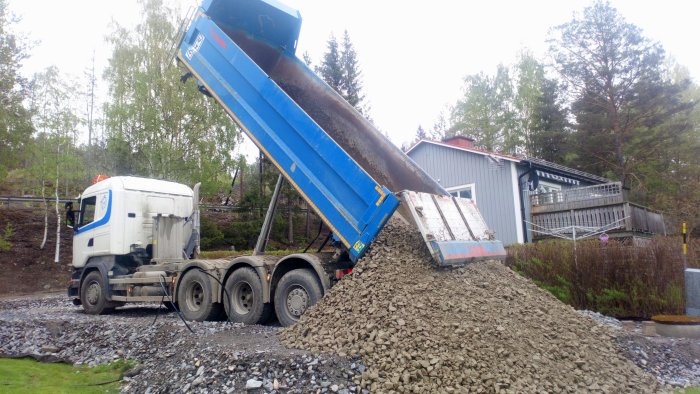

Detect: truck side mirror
[65, 201, 75, 229]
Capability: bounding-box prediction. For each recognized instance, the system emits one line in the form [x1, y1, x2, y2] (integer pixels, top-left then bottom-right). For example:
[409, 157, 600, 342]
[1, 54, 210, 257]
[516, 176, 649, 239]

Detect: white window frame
[536, 181, 562, 204]
[447, 183, 475, 202]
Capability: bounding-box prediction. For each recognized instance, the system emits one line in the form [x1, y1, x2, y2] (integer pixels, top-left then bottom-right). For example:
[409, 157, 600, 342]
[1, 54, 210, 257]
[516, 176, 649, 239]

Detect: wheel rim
[186, 281, 204, 312]
[231, 281, 254, 315]
[85, 281, 101, 306]
[286, 285, 309, 318]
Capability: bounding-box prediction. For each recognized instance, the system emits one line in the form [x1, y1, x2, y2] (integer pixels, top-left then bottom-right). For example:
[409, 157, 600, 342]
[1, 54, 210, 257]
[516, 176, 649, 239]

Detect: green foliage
[339, 30, 367, 114]
[317, 33, 343, 93]
[0, 222, 13, 251]
[0, 0, 33, 185]
[548, 0, 695, 191]
[449, 65, 518, 154]
[649, 65, 700, 233]
[586, 288, 629, 317]
[448, 55, 568, 157]
[222, 219, 262, 251]
[0, 357, 135, 393]
[28, 66, 85, 198]
[316, 30, 369, 116]
[199, 157, 319, 251]
[664, 285, 684, 311]
[507, 237, 697, 318]
[102, 0, 240, 194]
[514, 50, 571, 162]
[537, 275, 572, 304]
[200, 217, 225, 250]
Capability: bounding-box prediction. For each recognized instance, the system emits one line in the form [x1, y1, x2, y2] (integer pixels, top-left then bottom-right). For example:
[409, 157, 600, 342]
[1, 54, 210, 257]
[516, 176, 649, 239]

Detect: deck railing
[530, 182, 624, 213]
[529, 182, 666, 239]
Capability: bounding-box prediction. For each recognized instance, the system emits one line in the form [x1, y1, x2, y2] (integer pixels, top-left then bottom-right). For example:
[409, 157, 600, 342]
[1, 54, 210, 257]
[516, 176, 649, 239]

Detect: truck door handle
[88, 238, 93, 247]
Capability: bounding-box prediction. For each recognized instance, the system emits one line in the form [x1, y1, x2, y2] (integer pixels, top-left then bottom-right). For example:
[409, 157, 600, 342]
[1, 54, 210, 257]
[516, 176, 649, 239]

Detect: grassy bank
[0, 358, 134, 393]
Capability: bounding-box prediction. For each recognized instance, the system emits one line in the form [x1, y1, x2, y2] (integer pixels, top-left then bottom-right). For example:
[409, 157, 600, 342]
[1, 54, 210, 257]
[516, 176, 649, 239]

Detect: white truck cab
[70, 176, 196, 268]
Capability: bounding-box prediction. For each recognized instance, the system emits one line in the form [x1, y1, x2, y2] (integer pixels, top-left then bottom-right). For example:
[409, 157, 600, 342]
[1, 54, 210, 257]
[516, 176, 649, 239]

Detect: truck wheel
[223, 267, 272, 325]
[274, 269, 322, 327]
[81, 271, 111, 315]
[177, 269, 221, 321]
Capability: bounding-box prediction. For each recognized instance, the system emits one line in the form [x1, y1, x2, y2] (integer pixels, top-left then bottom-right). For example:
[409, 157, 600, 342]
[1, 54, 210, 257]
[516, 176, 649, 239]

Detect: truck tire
[177, 269, 221, 321]
[274, 269, 322, 327]
[223, 267, 272, 325]
[80, 271, 111, 315]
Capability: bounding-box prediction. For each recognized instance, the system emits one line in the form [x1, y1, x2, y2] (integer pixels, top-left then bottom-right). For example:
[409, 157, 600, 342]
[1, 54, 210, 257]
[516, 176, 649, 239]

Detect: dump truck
[66, 0, 506, 326]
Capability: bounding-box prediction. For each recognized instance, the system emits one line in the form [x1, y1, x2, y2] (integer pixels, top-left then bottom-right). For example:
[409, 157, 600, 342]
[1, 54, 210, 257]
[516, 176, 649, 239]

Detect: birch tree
[103, 0, 239, 193]
[29, 67, 80, 261]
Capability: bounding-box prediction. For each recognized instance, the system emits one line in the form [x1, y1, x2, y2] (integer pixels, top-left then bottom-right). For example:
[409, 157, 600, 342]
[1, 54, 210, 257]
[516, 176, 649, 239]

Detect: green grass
[0, 358, 135, 393]
[677, 388, 700, 394]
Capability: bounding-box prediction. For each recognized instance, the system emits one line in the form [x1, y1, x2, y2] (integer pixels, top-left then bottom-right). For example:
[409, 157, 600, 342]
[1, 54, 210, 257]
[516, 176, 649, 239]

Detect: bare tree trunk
[54, 146, 61, 264]
[54, 180, 60, 263]
[40, 136, 49, 249]
[240, 169, 244, 200]
[40, 179, 48, 250]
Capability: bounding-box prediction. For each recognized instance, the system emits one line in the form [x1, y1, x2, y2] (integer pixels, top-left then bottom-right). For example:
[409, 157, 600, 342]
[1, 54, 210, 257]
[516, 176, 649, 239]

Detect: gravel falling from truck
[280, 219, 663, 393]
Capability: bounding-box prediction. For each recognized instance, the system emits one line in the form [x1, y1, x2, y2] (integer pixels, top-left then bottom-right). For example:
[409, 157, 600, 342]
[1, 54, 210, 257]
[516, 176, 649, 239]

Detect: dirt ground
[0, 206, 73, 295]
[0, 206, 304, 295]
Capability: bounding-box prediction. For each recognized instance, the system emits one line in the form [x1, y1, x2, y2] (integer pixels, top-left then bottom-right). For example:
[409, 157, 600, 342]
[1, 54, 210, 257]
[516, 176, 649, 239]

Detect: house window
[447, 184, 475, 201]
[535, 181, 562, 204]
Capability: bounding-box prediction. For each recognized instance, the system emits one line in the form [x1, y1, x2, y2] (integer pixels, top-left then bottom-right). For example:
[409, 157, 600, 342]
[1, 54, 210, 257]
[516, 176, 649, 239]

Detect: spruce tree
[316, 34, 343, 94]
[316, 31, 369, 116]
[340, 30, 363, 110]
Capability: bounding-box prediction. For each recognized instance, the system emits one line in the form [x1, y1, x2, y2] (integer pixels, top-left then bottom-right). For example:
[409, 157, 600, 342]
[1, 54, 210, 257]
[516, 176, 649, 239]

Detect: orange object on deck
[92, 175, 110, 184]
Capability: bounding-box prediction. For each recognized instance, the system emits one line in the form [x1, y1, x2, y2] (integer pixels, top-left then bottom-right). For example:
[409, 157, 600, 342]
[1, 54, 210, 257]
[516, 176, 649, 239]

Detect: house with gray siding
[406, 136, 664, 245]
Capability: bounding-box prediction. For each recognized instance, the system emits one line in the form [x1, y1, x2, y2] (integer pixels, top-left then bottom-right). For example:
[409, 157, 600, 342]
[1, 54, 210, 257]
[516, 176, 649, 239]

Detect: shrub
[200, 217, 225, 250]
[0, 223, 14, 252]
[507, 236, 696, 318]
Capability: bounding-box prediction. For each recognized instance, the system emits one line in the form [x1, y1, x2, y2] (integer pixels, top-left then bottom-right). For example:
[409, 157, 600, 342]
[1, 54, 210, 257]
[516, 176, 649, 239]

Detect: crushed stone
[280, 219, 666, 393]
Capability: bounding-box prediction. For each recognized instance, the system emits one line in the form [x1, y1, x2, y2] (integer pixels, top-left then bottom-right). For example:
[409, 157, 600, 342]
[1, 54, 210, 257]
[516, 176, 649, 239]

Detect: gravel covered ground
[2, 220, 700, 393]
[0, 295, 361, 393]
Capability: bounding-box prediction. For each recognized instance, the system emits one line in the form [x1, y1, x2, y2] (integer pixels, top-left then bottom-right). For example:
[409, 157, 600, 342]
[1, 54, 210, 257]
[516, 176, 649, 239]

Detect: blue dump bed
[177, 0, 506, 265]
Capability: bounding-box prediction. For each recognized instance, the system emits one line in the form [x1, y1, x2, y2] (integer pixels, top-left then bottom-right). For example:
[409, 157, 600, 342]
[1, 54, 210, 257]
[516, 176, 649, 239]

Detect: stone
[278, 219, 664, 393]
[41, 345, 60, 353]
[246, 379, 263, 390]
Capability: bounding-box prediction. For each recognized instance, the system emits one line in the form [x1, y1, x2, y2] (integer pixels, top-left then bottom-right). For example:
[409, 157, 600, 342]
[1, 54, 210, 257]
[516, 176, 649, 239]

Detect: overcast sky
[8, 0, 700, 151]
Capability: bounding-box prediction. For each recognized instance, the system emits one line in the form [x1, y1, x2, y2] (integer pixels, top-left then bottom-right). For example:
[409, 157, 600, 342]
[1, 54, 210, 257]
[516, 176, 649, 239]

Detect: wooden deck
[529, 182, 666, 239]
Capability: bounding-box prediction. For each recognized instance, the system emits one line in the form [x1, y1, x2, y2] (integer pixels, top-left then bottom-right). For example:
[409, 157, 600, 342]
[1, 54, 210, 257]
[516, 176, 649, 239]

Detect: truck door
[73, 190, 112, 267]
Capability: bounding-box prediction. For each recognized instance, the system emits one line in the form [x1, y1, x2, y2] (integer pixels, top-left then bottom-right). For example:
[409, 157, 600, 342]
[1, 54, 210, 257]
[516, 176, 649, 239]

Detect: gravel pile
[0, 296, 360, 393]
[280, 219, 665, 393]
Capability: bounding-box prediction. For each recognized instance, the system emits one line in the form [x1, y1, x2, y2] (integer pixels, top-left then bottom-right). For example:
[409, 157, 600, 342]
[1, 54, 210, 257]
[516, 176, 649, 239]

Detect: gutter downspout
[517, 161, 534, 243]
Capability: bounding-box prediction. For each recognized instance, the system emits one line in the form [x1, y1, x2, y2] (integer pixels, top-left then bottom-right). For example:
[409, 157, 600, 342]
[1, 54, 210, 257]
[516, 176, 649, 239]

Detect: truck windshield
[79, 196, 96, 228]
